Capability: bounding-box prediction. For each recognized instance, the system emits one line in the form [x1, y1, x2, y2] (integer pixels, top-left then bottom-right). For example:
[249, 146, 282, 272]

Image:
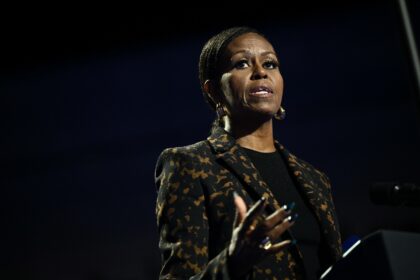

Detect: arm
[155, 148, 296, 279]
[155, 148, 231, 280]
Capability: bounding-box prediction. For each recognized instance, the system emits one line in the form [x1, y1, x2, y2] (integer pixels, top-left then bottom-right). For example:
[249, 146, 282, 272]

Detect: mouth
[248, 86, 273, 97]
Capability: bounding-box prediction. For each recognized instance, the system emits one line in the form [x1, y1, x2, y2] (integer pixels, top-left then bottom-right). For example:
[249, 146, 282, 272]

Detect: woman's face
[218, 32, 283, 121]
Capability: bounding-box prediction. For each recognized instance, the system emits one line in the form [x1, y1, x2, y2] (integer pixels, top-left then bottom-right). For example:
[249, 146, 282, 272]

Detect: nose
[251, 63, 268, 80]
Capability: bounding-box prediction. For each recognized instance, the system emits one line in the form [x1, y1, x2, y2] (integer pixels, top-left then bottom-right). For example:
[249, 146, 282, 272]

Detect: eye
[263, 60, 279, 70]
[233, 59, 249, 69]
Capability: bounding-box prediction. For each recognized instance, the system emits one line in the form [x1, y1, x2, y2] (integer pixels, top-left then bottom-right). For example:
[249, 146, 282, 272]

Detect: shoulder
[154, 140, 211, 182]
[156, 140, 210, 167]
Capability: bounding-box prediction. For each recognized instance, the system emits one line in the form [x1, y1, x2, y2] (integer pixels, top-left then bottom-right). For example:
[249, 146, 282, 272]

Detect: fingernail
[259, 196, 267, 205]
[283, 202, 296, 211]
[233, 191, 239, 198]
[287, 213, 299, 222]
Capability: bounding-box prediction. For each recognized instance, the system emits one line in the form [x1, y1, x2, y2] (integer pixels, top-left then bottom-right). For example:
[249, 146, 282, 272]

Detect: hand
[227, 194, 296, 278]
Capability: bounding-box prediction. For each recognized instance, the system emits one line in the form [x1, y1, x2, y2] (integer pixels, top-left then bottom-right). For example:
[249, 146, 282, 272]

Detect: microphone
[370, 182, 420, 207]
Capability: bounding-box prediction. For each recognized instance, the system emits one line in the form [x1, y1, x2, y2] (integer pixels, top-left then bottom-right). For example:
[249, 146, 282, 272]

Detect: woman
[155, 26, 342, 279]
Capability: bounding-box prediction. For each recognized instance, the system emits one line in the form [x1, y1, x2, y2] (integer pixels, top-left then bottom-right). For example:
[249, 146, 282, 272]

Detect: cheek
[276, 75, 284, 99]
[220, 73, 234, 105]
[277, 74, 284, 90]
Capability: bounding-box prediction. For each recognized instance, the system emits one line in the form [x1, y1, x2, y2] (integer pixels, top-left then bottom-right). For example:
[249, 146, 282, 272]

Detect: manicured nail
[233, 191, 239, 198]
[283, 202, 296, 211]
[287, 213, 299, 222]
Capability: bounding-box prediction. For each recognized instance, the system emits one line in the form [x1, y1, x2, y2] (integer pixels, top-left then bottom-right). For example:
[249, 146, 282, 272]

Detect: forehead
[225, 32, 275, 55]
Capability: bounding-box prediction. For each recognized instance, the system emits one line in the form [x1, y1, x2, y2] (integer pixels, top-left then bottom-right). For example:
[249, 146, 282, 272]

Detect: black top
[242, 147, 321, 280]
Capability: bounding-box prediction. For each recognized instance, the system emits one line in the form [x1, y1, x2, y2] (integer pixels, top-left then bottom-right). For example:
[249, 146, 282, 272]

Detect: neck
[224, 116, 276, 153]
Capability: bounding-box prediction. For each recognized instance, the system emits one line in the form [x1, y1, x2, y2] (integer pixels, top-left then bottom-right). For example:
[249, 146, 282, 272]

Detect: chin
[246, 108, 276, 121]
[250, 105, 277, 116]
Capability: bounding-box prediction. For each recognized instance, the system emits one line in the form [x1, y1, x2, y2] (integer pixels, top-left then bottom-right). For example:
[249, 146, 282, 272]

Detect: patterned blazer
[155, 126, 342, 279]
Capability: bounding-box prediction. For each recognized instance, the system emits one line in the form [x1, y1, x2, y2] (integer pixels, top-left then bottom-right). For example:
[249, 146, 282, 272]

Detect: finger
[233, 192, 247, 226]
[268, 214, 298, 241]
[232, 209, 240, 230]
[266, 239, 297, 253]
[261, 202, 296, 231]
[240, 197, 267, 234]
[263, 207, 291, 230]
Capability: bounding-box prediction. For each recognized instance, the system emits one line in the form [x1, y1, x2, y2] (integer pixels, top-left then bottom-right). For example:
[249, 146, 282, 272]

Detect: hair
[198, 26, 266, 111]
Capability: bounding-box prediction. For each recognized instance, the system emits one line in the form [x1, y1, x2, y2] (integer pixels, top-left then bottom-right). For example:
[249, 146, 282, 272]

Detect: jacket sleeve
[154, 148, 232, 280]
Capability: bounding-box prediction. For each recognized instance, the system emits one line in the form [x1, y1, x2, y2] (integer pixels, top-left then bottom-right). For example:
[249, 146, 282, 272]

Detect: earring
[216, 103, 227, 119]
[274, 106, 286, 120]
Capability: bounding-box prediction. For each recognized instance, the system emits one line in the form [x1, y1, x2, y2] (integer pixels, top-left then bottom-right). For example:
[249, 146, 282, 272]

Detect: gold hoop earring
[216, 103, 227, 119]
[274, 106, 286, 120]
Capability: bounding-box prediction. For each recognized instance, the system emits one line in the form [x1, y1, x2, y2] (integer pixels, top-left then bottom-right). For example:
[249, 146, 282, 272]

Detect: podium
[320, 230, 420, 280]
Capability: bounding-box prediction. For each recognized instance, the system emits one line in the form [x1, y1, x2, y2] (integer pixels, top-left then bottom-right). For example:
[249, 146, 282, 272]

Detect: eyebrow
[231, 50, 277, 57]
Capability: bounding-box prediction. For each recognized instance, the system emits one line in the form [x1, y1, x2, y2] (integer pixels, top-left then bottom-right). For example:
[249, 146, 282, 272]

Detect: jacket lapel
[275, 142, 319, 211]
[207, 127, 282, 213]
[206, 127, 342, 262]
[276, 141, 342, 261]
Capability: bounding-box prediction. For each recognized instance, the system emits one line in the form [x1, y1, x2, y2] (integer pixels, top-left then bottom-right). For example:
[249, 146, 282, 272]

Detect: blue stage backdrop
[2, 2, 420, 279]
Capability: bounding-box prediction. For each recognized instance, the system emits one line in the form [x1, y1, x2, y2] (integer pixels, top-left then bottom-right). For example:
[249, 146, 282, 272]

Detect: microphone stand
[396, 0, 420, 125]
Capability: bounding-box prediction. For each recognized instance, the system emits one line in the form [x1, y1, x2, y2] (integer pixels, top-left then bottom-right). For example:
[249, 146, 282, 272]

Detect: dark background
[2, 1, 420, 279]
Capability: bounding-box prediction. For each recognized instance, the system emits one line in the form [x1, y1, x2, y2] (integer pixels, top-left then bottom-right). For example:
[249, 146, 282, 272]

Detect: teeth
[254, 91, 269, 94]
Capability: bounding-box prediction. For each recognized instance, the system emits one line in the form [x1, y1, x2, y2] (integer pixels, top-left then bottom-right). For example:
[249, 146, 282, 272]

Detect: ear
[203, 80, 220, 105]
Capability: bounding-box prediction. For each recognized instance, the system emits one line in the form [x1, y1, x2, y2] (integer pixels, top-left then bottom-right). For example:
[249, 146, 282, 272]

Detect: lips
[249, 86, 273, 97]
